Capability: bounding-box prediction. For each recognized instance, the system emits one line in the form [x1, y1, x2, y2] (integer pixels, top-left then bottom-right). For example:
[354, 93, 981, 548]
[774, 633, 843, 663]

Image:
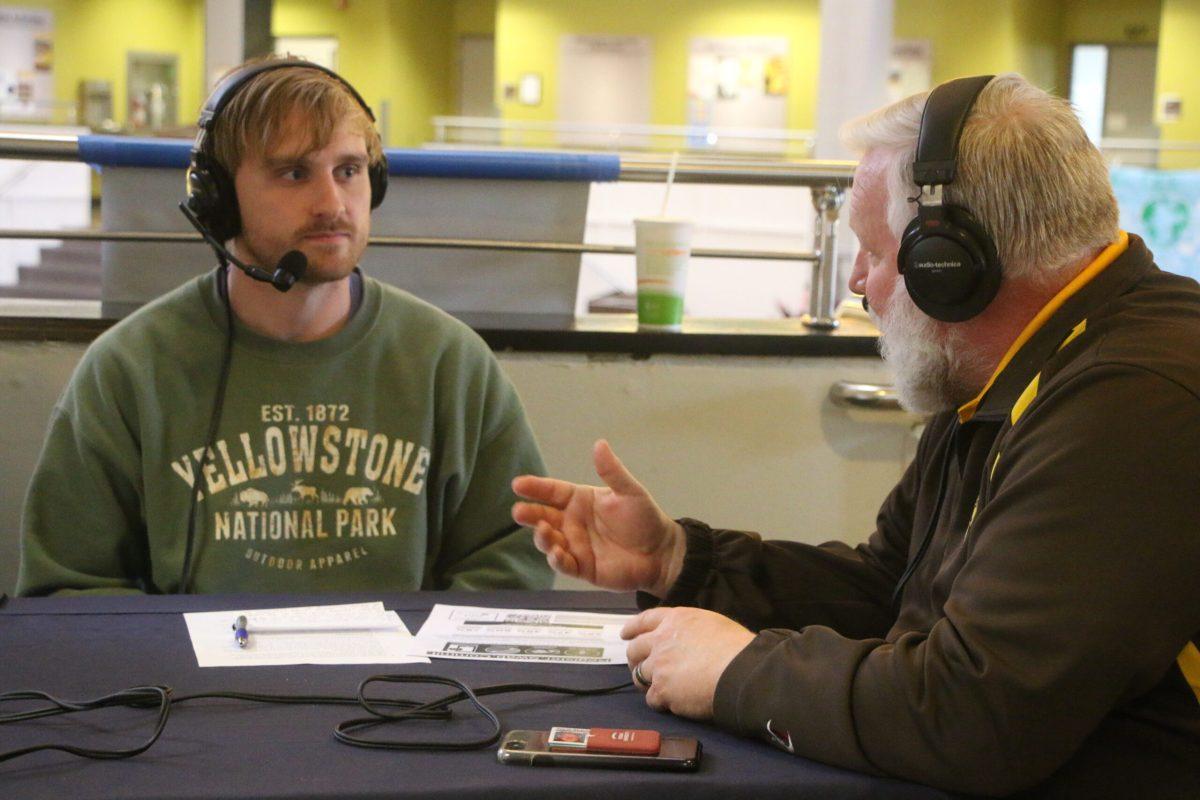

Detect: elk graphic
[290, 480, 320, 503]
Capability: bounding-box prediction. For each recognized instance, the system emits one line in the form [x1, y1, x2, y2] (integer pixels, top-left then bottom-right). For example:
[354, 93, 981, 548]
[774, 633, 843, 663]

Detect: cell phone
[496, 728, 701, 771]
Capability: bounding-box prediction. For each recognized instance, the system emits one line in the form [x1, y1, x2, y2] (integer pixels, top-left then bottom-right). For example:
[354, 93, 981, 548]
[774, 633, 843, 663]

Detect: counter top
[0, 300, 881, 358]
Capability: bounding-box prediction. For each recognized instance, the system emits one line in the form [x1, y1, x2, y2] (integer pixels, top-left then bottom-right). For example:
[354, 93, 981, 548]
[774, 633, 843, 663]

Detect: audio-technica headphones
[895, 75, 1001, 323]
[184, 59, 389, 244]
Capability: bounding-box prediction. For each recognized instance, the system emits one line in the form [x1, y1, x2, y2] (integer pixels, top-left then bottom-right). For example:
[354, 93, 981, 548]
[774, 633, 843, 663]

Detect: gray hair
[841, 73, 1119, 284]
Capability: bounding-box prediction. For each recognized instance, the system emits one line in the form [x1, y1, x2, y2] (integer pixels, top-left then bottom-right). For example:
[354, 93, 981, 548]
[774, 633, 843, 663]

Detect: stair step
[18, 263, 102, 283]
[0, 282, 101, 300]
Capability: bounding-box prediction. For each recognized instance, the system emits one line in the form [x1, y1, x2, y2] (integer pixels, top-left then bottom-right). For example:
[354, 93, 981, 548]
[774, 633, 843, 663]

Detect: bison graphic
[237, 487, 270, 507]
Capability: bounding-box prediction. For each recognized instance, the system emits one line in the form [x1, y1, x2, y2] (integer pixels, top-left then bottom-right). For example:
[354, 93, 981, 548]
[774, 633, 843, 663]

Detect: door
[558, 35, 652, 149]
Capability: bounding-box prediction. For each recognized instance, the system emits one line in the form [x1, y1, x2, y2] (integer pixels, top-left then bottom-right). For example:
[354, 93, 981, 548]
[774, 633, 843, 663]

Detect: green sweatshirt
[18, 269, 551, 595]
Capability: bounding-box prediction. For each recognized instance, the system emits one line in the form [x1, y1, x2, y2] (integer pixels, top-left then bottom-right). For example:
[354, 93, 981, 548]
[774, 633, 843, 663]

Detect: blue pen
[232, 614, 249, 648]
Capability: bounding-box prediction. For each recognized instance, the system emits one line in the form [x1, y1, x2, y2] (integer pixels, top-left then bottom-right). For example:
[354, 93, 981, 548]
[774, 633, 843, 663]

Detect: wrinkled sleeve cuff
[712, 629, 789, 733]
[636, 518, 715, 609]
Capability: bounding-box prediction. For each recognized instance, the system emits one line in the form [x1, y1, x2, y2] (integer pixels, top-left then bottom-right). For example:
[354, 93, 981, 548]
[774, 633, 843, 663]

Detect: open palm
[512, 440, 683, 596]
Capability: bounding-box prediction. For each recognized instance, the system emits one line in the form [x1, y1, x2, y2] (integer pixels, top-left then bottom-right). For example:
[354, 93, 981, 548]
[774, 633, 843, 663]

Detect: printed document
[184, 601, 430, 667]
[410, 604, 634, 664]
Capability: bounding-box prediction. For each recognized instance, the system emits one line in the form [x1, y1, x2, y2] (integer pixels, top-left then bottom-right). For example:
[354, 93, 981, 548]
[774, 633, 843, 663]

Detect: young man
[18, 58, 550, 595]
[512, 74, 1200, 796]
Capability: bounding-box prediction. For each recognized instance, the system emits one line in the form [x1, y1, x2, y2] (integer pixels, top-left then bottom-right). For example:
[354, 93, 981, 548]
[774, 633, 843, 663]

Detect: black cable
[335, 675, 501, 750]
[0, 686, 170, 763]
[891, 418, 959, 610]
[335, 676, 631, 751]
[0, 676, 633, 764]
[179, 264, 237, 593]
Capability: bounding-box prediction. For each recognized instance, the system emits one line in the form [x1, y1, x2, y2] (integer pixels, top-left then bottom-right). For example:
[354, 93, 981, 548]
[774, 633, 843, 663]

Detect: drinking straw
[659, 150, 679, 216]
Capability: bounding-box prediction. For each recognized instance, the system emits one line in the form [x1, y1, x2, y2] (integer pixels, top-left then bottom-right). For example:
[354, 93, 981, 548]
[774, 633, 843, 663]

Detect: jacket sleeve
[710, 365, 1200, 796]
[17, 349, 151, 596]
[424, 337, 552, 591]
[648, 414, 956, 638]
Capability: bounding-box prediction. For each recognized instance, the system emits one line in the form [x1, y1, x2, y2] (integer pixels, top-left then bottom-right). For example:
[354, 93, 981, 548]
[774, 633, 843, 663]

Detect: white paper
[184, 602, 430, 668]
[409, 604, 634, 665]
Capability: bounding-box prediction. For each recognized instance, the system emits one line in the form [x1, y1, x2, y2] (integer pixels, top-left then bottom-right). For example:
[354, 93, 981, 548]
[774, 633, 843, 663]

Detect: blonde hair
[841, 73, 1119, 284]
[209, 55, 383, 176]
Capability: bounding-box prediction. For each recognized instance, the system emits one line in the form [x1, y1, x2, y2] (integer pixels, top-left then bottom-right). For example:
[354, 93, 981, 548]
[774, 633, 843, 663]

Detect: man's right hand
[511, 440, 685, 598]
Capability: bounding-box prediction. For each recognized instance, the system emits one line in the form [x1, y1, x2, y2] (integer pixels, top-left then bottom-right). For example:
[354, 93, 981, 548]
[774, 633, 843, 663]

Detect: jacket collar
[957, 231, 1154, 423]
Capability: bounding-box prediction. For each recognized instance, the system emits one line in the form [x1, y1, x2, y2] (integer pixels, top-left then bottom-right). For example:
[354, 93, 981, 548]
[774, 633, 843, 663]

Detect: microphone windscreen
[278, 250, 308, 282]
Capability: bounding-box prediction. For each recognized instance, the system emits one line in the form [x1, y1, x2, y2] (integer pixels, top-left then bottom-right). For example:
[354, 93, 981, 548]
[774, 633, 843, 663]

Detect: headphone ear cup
[896, 204, 1000, 323]
[368, 157, 388, 209]
[206, 160, 241, 242]
[187, 152, 241, 243]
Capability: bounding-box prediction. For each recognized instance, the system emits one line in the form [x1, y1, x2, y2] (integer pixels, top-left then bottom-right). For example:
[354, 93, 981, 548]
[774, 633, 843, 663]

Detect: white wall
[503, 352, 916, 542]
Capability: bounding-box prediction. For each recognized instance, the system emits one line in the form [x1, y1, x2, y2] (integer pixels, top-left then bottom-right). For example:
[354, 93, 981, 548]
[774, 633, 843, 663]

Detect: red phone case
[548, 727, 661, 756]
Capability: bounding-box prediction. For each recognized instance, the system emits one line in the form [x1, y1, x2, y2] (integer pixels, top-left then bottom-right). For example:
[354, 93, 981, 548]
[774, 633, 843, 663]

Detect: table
[0, 591, 950, 799]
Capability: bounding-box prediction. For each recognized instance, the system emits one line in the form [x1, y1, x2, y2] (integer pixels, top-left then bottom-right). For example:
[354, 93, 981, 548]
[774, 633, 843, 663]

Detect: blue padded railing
[76, 135, 623, 182]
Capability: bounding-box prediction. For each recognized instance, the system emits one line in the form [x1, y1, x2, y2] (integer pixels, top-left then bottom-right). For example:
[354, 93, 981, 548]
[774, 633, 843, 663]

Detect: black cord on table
[0, 676, 633, 764]
[0, 686, 171, 763]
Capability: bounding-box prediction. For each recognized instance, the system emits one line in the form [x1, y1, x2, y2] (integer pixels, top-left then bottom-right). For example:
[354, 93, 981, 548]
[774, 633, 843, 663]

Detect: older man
[512, 74, 1200, 797]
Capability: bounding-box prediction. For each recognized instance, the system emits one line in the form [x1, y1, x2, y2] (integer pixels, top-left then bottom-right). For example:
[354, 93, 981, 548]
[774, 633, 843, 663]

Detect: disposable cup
[634, 218, 692, 331]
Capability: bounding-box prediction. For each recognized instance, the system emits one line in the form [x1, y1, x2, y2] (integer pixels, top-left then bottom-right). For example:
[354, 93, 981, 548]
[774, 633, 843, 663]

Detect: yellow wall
[1013, 0, 1066, 92]
[1061, 0, 1161, 42]
[895, 0, 1018, 85]
[494, 0, 820, 135]
[272, 0, 455, 147]
[454, 0, 497, 36]
[894, 0, 1062, 91]
[1155, 0, 1200, 168]
[17, 0, 204, 128]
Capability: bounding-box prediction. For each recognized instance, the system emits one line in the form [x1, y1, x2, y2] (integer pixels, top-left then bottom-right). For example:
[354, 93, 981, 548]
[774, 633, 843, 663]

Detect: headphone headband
[199, 59, 377, 132]
[913, 75, 994, 187]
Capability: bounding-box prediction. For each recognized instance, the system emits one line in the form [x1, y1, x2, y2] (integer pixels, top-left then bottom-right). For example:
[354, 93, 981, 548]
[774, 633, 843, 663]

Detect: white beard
[871, 278, 979, 415]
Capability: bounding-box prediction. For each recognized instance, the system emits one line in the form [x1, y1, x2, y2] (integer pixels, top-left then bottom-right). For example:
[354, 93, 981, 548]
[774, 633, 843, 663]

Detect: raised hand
[511, 440, 685, 597]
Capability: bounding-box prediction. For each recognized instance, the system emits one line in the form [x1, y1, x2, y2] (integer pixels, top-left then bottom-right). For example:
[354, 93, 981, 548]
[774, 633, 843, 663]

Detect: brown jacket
[656, 234, 1200, 797]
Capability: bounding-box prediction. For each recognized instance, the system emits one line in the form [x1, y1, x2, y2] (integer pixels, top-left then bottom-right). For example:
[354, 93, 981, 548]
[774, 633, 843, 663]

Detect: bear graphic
[342, 487, 375, 505]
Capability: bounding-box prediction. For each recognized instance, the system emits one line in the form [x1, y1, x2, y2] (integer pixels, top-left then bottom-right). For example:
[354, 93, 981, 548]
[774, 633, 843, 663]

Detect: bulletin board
[687, 36, 788, 145]
[0, 6, 53, 120]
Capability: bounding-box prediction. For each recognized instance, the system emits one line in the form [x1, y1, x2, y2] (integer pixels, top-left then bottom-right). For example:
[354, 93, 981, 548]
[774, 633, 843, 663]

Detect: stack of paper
[183, 602, 430, 668]
[409, 604, 634, 665]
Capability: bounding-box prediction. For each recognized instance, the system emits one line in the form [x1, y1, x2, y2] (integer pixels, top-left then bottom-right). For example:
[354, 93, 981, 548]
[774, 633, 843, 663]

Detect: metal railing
[1098, 137, 1200, 168]
[0, 132, 855, 328]
[431, 116, 816, 160]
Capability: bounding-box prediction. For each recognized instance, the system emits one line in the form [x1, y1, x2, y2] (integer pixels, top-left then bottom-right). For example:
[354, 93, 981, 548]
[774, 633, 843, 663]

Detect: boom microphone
[178, 202, 308, 292]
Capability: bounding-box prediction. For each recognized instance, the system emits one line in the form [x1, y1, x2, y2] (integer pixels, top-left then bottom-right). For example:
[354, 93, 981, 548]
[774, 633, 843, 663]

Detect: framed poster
[0, 6, 54, 120]
[687, 37, 788, 152]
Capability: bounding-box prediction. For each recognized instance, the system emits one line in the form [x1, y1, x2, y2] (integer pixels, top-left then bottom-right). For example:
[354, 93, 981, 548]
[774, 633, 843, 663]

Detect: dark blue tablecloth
[0, 592, 950, 799]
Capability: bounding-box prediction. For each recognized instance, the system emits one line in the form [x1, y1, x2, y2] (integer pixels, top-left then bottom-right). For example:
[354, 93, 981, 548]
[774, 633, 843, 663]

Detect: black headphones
[184, 59, 389, 245]
[896, 75, 1001, 323]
